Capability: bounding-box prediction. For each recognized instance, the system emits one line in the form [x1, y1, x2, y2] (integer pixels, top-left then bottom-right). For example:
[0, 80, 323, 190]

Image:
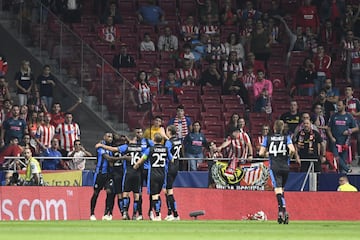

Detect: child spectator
[140, 32, 156, 52]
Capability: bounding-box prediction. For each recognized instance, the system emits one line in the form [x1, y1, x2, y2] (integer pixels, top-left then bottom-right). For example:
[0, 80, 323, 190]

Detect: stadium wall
[0, 187, 359, 221]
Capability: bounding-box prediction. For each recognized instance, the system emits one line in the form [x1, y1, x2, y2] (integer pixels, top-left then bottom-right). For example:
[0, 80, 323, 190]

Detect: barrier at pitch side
[0, 187, 359, 221]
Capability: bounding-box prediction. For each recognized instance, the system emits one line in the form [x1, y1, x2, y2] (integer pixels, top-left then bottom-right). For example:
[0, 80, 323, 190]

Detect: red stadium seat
[200, 95, 221, 104]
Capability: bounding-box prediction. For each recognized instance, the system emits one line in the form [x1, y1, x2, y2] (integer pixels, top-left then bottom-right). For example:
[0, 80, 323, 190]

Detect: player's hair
[127, 132, 136, 141]
[167, 125, 177, 136]
[153, 133, 163, 143]
[273, 120, 284, 134]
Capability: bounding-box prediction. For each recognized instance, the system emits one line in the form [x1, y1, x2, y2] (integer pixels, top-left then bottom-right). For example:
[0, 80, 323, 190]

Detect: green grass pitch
[0, 220, 358, 240]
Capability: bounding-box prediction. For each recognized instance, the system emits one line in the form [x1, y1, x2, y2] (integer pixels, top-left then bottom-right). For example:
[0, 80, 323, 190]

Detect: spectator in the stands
[100, 1, 123, 25]
[147, 66, 163, 96]
[313, 45, 332, 94]
[62, 0, 82, 23]
[223, 71, 250, 110]
[223, 50, 244, 80]
[239, 18, 254, 45]
[97, 16, 121, 47]
[340, 3, 360, 33]
[206, 34, 227, 63]
[225, 32, 245, 61]
[35, 65, 56, 110]
[0, 136, 23, 169]
[20, 133, 38, 157]
[241, 64, 257, 90]
[15, 60, 34, 106]
[199, 0, 219, 25]
[237, 0, 261, 23]
[266, 0, 284, 17]
[311, 103, 328, 151]
[200, 60, 222, 87]
[112, 44, 136, 70]
[178, 43, 196, 68]
[245, 52, 265, 75]
[293, 57, 317, 97]
[320, 19, 338, 47]
[168, 104, 192, 141]
[220, 0, 237, 26]
[41, 138, 63, 170]
[129, 70, 151, 112]
[265, 17, 281, 44]
[253, 69, 273, 113]
[323, 78, 339, 110]
[225, 112, 240, 137]
[176, 59, 199, 87]
[180, 15, 199, 42]
[295, 0, 320, 35]
[137, 0, 165, 26]
[312, 88, 335, 124]
[280, 100, 302, 135]
[191, 33, 210, 62]
[183, 121, 207, 171]
[250, 20, 272, 69]
[35, 113, 55, 151]
[49, 100, 81, 128]
[55, 112, 80, 155]
[163, 69, 182, 102]
[200, 13, 220, 35]
[254, 124, 271, 157]
[0, 53, 8, 76]
[347, 38, 360, 88]
[140, 32, 156, 52]
[68, 139, 92, 170]
[1, 105, 27, 146]
[0, 76, 11, 103]
[158, 26, 179, 52]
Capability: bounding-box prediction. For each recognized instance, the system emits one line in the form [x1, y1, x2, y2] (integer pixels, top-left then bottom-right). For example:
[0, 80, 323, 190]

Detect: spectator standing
[183, 121, 207, 171]
[237, 0, 261, 22]
[312, 89, 335, 123]
[137, 0, 165, 26]
[205, 141, 223, 188]
[327, 100, 358, 173]
[35, 65, 56, 110]
[112, 44, 136, 70]
[140, 32, 156, 52]
[220, 0, 237, 26]
[347, 38, 360, 88]
[241, 64, 257, 90]
[293, 119, 325, 173]
[15, 60, 34, 106]
[223, 71, 250, 110]
[1, 105, 27, 146]
[0, 53, 8, 76]
[129, 70, 151, 112]
[253, 69, 273, 113]
[55, 112, 80, 154]
[163, 69, 182, 101]
[250, 20, 272, 68]
[157, 26, 179, 52]
[337, 175, 358, 191]
[0, 136, 23, 169]
[168, 105, 192, 141]
[143, 115, 168, 143]
[225, 33, 245, 62]
[206, 34, 227, 63]
[62, 0, 82, 23]
[313, 46, 332, 94]
[293, 57, 317, 97]
[49, 100, 81, 128]
[259, 120, 296, 224]
[255, 124, 270, 157]
[147, 67, 163, 96]
[20, 133, 38, 157]
[223, 51, 244, 80]
[323, 78, 339, 110]
[41, 138, 62, 170]
[35, 113, 55, 150]
[199, 0, 219, 25]
[0, 76, 11, 103]
[200, 13, 220, 35]
[280, 100, 302, 135]
[68, 139, 92, 170]
[294, 0, 320, 35]
[225, 113, 240, 137]
[100, 1, 123, 25]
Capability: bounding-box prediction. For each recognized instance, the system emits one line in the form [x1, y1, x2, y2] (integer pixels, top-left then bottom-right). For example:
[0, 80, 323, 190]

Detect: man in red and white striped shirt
[56, 112, 80, 154]
[218, 127, 253, 172]
[176, 59, 199, 86]
[35, 113, 55, 150]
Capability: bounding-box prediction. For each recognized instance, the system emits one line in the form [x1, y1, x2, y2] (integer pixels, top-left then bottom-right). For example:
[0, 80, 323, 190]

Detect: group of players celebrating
[89, 125, 181, 221]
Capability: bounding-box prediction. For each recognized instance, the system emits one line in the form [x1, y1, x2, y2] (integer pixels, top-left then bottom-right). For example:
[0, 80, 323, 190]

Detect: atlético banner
[212, 161, 273, 190]
[19, 170, 83, 186]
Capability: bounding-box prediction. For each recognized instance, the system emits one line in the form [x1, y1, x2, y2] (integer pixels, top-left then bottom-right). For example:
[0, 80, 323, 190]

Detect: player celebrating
[164, 125, 182, 221]
[259, 120, 296, 224]
[134, 133, 173, 221]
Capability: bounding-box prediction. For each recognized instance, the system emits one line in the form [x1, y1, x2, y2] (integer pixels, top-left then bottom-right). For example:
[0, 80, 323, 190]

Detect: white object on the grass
[90, 215, 96, 221]
[165, 215, 175, 221]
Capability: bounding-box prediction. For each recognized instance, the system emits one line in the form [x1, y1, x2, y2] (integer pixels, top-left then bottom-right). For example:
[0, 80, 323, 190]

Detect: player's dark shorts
[112, 167, 124, 194]
[123, 171, 141, 193]
[150, 173, 165, 195]
[270, 168, 289, 188]
[166, 165, 178, 189]
[93, 173, 113, 191]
